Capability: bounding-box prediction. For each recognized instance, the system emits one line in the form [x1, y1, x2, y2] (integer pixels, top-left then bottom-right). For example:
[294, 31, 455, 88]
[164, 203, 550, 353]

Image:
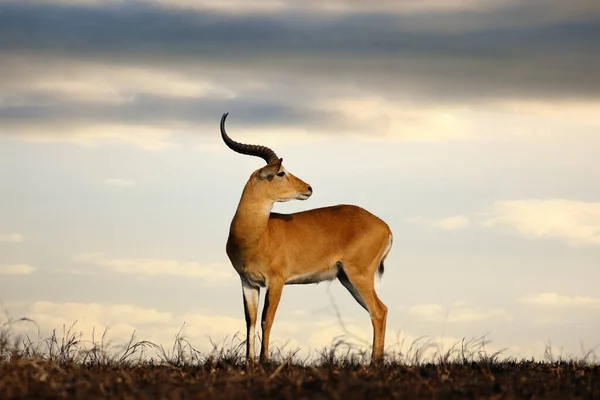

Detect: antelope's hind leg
[337, 265, 388, 364]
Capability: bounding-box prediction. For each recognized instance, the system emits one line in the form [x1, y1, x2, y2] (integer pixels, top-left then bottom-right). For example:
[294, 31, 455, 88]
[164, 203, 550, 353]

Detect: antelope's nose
[307, 185, 313, 193]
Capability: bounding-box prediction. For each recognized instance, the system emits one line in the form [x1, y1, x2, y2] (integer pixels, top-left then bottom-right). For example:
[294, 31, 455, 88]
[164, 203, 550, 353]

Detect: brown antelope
[220, 112, 393, 364]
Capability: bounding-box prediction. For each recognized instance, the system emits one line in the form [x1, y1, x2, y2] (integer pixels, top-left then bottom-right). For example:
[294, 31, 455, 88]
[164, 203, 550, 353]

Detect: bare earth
[1, 357, 599, 399]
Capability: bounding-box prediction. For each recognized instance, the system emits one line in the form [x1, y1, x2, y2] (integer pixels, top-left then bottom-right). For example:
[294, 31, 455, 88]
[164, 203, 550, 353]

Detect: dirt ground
[1, 319, 598, 399]
[1, 356, 598, 399]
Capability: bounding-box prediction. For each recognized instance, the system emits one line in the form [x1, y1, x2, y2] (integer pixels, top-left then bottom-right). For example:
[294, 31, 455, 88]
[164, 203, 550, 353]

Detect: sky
[1, 0, 599, 362]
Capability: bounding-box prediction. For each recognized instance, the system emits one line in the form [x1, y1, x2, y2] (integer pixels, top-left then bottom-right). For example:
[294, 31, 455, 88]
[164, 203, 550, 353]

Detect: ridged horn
[220, 112, 279, 164]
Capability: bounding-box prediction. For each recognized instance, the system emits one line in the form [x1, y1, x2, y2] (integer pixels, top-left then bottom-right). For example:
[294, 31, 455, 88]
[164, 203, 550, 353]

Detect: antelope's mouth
[296, 192, 312, 200]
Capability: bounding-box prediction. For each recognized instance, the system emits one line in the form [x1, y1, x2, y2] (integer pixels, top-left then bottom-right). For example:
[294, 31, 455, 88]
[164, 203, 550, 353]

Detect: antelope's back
[268, 204, 391, 259]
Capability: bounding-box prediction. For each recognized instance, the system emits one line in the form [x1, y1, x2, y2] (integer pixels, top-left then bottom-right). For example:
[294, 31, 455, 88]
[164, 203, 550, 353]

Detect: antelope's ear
[258, 158, 283, 180]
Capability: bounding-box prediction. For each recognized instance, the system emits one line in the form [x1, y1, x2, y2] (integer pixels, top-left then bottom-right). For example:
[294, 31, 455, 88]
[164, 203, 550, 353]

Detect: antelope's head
[220, 113, 313, 202]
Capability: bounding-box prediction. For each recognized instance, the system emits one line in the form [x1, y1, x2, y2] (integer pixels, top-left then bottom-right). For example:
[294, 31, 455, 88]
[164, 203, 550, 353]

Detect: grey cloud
[2, 1, 598, 56]
[0, 95, 317, 124]
[0, 1, 599, 139]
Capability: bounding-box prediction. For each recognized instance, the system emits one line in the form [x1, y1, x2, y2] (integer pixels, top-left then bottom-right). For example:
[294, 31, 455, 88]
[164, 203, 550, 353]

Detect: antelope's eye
[277, 172, 285, 177]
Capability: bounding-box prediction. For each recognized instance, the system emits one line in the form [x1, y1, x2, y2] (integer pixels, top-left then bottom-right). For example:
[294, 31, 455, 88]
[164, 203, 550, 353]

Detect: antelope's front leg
[259, 280, 284, 363]
[241, 277, 260, 363]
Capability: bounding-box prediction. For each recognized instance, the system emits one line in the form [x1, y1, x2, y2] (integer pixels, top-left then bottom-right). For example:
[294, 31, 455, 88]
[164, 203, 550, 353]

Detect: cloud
[3, 299, 506, 362]
[408, 301, 510, 323]
[411, 199, 600, 248]
[7, 121, 181, 151]
[406, 215, 470, 231]
[0, 264, 36, 275]
[481, 199, 600, 247]
[519, 293, 600, 308]
[2, 4, 596, 104]
[0, 300, 354, 360]
[104, 178, 135, 187]
[3, 0, 599, 26]
[493, 100, 600, 130]
[437, 216, 471, 230]
[321, 96, 473, 142]
[0, 1, 598, 148]
[0, 233, 23, 243]
[5, 301, 175, 355]
[31, 301, 173, 326]
[73, 252, 237, 282]
[30, 0, 508, 15]
[0, 58, 236, 105]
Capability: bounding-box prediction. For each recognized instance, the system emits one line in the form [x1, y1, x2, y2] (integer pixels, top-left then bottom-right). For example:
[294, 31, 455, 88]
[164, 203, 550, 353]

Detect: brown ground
[1, 320, 598, 399]
[1, 356, 599, 399]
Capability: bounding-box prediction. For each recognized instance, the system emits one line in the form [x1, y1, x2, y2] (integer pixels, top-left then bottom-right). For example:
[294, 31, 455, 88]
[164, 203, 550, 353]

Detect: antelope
[220, 113, 393, 364]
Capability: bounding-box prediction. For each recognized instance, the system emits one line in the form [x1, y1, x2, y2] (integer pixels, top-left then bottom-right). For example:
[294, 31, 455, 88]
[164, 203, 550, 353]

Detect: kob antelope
[220, 113, 393, 364]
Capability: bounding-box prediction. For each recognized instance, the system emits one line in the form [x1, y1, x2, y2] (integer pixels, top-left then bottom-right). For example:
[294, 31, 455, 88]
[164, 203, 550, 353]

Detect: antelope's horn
[220, 113, 279, 164]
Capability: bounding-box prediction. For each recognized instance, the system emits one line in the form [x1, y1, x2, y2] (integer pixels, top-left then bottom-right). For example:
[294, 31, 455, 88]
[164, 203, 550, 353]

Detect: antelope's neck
[229, 185, 273, 248]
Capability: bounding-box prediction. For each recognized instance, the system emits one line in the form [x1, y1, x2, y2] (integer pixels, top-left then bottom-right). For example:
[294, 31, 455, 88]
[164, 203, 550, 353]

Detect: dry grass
[1, 314, 599, 399]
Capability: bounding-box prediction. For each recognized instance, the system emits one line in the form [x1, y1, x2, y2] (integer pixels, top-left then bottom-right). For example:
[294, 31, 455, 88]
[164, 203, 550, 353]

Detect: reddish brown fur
[226, 158, 392, 365]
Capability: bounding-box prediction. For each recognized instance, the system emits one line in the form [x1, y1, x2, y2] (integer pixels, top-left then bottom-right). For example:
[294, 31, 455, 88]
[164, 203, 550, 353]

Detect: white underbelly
[285, 267, 339, 285]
